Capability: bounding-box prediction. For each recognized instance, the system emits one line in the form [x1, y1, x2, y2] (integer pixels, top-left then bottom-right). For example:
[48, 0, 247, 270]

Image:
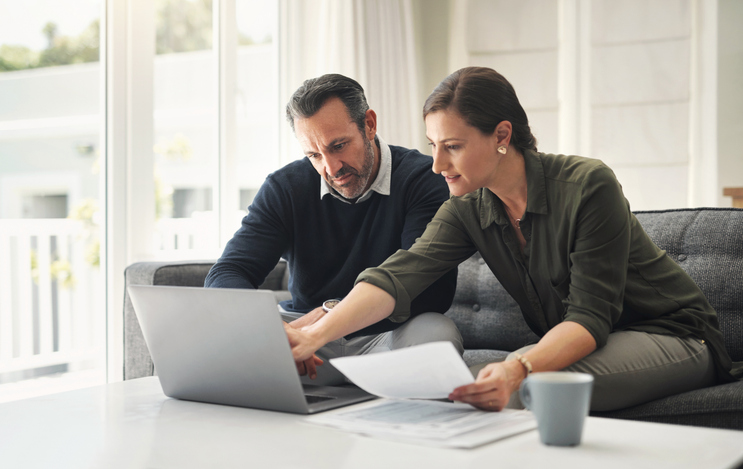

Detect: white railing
[154, 210, 245, 259]
[155, 211, 219, 252]
[0, 219, 103, 377]
[0, 214, 236, 381]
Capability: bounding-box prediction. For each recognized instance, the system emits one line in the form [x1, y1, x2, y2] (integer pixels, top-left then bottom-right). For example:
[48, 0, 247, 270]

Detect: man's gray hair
[285, 74, 369, 135]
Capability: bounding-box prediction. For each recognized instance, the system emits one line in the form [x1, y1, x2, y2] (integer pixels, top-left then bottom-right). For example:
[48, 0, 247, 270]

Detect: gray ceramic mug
[519, 372, 594, 446]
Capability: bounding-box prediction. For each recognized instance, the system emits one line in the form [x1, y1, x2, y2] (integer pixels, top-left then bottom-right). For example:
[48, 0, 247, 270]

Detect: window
[0, 0, 279, 400]
[0, 0, 106, 401]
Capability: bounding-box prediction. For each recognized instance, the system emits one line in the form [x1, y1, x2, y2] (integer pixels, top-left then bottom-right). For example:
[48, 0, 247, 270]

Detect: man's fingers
[305, 357, 317, 379]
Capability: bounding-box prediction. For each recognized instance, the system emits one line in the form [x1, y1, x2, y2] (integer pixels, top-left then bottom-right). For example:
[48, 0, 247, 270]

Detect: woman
[285, 67, 738, 411]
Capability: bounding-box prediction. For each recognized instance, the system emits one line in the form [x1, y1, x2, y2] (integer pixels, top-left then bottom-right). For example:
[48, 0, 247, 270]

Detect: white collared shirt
[320, 136, 392, 204]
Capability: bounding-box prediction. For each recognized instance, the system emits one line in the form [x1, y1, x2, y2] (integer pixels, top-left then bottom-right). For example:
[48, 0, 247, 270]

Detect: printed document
[307, 399, 536, 448]
[306, 342, 537, 448]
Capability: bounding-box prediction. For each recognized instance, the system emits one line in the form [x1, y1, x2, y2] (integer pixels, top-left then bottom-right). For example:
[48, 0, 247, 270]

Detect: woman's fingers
[451, 387, 508, 411]
[450, 362, 511, 411]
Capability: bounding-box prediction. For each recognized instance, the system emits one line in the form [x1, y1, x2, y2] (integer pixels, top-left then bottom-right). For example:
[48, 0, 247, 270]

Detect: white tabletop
[1, 377, 742, 469]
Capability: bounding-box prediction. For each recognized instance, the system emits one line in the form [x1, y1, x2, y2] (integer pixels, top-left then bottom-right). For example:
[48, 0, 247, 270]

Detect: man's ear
[494, 120, 512, 148]
[365, 109, 377, 140]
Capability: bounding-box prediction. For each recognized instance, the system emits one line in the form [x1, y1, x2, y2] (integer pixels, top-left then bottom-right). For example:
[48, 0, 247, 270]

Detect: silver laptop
[127, 285, 374, 414]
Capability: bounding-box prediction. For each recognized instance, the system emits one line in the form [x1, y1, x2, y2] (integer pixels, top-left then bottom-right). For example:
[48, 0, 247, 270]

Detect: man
[205, 74, 460, 385]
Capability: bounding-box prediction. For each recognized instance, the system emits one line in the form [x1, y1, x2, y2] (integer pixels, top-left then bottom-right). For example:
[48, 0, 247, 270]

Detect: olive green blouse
[357, 150, 736, 382]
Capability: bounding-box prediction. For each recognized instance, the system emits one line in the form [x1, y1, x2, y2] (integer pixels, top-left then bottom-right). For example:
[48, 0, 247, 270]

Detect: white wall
[465, 0, 560, 155]
[589, 0, 693, 210]
[413, 0, 742, 211]
[718, 0, 743, 207]
[412, 0, 450, 152]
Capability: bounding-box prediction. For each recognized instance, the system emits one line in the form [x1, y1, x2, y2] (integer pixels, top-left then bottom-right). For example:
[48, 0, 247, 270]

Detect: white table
[1, 377, 742, 469]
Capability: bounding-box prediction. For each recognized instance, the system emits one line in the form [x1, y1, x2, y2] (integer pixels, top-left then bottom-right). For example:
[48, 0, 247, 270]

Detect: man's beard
[328, 136, 375, 200]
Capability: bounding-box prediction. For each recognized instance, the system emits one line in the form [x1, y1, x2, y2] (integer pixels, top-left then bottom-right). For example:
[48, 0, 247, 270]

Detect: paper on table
[306, 400, 537, 449]
[329, 341, 474, 399]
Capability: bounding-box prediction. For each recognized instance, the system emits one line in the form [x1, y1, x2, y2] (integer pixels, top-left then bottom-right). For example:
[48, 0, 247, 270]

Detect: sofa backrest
[124, 208, 742, 379]
[634, 209, 743, 362]
[123, 260, 288, 379]
[446, 208, 743, 361]
[445, 254, 540, 351]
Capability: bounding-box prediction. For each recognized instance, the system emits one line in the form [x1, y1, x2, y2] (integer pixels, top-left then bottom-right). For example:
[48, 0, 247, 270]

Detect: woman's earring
[497, 146, 507, 154]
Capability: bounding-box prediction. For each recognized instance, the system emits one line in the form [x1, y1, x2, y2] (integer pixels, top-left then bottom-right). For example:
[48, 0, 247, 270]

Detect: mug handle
[519, 378, 532, 410]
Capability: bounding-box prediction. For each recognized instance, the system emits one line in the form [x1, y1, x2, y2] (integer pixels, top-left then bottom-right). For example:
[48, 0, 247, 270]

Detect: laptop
[127, 285, 375, 414]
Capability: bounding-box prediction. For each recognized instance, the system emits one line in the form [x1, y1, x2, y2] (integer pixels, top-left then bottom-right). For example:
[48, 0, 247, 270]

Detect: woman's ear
[494, 120, 512, 149]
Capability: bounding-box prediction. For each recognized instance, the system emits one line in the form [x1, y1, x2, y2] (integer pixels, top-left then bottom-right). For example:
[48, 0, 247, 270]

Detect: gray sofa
[124, 208, 743, 430]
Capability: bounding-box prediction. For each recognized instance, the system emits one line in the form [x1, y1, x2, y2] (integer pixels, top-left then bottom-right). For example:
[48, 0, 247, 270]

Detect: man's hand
[284, 324, 325, 361]
[283, 321, 324, 380]
[295, 354, 324, 380]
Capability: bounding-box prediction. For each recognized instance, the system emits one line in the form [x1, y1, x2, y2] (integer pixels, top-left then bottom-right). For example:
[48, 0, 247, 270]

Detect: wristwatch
[322, 299, 341, 312]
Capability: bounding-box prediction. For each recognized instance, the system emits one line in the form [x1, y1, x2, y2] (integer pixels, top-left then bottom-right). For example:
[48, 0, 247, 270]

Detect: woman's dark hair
[423, 67, 537, 153]
[286, 74, 369, 135]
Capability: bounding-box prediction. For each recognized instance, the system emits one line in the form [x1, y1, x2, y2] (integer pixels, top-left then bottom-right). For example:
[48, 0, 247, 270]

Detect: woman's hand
[280, 283, 396, 380]
[448, 360, 526, 411]
[450, 322, 597, 410]
[287, 307, 325, 329]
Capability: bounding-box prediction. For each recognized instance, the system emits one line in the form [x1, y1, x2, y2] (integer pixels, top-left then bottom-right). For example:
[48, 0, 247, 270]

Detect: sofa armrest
[123, 259, 289, 380]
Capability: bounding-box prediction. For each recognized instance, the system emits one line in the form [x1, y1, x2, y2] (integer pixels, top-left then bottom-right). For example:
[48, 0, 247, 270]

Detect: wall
[718, 0, 743, 207]
[412, 0, 450, 152]
[413, 0, 742, 211]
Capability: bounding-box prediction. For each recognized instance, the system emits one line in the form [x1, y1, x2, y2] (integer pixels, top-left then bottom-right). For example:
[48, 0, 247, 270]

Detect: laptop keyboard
[305, 394, 337, 404]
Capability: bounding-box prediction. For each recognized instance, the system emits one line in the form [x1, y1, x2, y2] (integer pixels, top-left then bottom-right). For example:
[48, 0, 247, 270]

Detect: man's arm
[204, 175, 291, 289]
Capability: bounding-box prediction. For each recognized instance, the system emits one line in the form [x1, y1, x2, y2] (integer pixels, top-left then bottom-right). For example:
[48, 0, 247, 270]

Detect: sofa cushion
[463, 349, 509, 368]
[592, 381, 743, 430]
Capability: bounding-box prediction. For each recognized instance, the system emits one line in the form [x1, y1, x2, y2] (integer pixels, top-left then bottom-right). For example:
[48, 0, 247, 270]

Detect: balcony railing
[0, 213, 237, 388]
[0, 218, 103, 381]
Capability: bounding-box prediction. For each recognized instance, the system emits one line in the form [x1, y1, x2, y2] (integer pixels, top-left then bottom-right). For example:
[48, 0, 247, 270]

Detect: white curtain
[279, 0, 421, 164]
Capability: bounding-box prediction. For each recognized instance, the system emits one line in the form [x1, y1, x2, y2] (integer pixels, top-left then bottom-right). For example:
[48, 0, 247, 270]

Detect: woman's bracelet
[512, 352, 533, 375]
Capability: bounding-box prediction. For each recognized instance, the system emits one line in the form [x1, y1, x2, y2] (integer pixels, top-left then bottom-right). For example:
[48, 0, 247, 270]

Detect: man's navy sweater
[204, 144, 457, 337]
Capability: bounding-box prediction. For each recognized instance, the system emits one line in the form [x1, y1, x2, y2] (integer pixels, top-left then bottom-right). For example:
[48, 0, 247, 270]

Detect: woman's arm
[449, 321, 596, 410]
[286, 202, 475, 363]
[285, 282, 396, 362]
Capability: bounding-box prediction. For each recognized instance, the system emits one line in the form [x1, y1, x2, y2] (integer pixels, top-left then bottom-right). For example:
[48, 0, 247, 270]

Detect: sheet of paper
[329, 341, 475, 399]
[307, 399, 537, 449]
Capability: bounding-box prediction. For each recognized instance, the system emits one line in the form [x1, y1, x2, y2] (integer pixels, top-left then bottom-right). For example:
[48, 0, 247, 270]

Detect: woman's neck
[488, 151, 528, 219]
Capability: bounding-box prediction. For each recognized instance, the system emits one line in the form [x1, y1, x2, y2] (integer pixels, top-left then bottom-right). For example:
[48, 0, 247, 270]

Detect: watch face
[323, 299, 340, 311]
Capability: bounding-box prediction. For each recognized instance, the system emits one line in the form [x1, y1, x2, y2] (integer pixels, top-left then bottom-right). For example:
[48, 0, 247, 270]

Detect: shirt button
[478, 258, 485, 265]
[472, 304, 481, 312]
[677, 254, 687, 262]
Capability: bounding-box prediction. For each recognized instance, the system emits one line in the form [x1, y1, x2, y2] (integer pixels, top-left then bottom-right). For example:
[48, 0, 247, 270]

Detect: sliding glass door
[0, 0, 280, 399]
[0, 0, 106, 400]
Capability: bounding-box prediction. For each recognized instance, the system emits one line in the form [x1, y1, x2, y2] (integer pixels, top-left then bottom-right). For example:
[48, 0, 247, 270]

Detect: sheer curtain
[279, 0, 421, 164]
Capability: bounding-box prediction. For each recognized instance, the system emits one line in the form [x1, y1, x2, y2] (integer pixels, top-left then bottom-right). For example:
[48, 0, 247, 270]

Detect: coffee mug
[519, 372, 594, 446]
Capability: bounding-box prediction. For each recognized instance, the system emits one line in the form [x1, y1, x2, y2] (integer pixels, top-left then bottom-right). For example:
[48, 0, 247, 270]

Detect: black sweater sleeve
[204, 173, 290, 289]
